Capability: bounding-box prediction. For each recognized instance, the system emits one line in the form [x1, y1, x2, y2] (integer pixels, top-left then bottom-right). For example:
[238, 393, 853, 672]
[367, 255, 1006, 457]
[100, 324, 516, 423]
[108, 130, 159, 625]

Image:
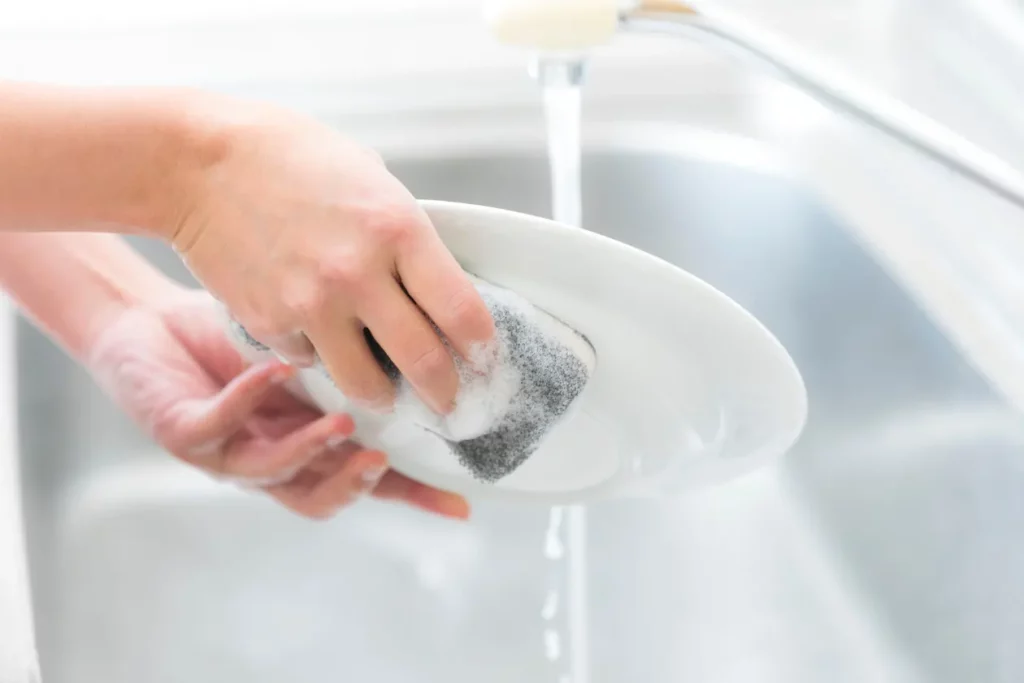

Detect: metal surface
[623, 0, 1024, 213]
[16, 117, 1024, 682]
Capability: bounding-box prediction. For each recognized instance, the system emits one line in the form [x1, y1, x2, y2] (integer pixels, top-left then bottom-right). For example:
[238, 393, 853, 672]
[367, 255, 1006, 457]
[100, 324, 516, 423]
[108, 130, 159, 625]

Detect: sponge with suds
[231, 275, 596, 483]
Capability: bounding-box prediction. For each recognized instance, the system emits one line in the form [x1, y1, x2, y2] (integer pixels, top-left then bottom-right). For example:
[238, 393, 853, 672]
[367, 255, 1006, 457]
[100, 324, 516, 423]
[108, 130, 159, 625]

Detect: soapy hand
[170, 96, 495, 415]
[85, 288, 471, 520]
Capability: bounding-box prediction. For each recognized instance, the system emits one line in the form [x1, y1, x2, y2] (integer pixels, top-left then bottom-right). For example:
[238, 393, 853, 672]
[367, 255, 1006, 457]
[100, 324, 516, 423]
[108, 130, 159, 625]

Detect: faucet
[484, 0, 1024, 213]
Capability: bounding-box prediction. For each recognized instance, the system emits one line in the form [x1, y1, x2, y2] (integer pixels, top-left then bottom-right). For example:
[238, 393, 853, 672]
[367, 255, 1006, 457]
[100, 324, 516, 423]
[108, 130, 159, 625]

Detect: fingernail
[359, 464, 387, 490]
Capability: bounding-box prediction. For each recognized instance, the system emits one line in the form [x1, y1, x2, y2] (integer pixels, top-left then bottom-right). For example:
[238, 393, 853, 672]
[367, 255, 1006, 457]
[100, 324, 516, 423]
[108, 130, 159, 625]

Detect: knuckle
[408, 343, 452, 383]
[145, 408, 178, 443]
[364, 204, 421, 249]
[281, 279, 326, 320]
[319, 252, 372, 293]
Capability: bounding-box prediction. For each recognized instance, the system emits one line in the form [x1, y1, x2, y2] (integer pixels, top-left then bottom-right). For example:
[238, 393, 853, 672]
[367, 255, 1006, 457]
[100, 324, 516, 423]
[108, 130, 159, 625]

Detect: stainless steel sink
[17, 116, 1024, 683]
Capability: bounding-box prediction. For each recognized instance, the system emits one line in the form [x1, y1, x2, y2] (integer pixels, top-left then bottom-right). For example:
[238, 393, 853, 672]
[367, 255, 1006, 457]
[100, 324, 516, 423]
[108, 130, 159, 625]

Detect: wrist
[133, 89, 236, 244]
[159, 89, 298, 254]
[69, 253, 189, 363]
[0, 232, 186, 361]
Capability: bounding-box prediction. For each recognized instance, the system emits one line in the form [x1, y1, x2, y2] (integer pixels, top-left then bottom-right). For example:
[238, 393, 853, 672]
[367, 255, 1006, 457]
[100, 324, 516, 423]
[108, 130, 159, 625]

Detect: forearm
[0, 232, 179, 360]
[0, 81, 216, 238]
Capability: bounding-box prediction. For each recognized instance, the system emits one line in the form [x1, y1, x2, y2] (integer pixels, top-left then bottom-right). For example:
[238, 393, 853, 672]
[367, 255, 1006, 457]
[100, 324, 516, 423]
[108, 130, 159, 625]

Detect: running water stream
[533, 56, 590, 683]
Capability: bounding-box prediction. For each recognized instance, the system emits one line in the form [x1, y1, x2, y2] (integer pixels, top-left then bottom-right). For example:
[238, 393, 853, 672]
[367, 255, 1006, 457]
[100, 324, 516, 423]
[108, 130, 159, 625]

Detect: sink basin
[17, 112, 1024, 683]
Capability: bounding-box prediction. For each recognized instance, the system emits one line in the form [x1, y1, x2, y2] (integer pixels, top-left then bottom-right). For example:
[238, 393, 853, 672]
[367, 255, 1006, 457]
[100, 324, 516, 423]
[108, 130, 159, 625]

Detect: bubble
[230, 276, 596, 483]
[409, 279, 596, 482]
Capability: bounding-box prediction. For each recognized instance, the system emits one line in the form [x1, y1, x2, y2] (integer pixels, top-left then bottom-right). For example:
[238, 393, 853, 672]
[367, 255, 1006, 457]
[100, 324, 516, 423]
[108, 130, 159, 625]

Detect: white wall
[0, 0, 478, 30]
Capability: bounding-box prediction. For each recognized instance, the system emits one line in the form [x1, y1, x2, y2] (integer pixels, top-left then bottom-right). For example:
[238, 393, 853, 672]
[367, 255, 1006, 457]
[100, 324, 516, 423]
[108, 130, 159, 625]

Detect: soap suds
[230, 278, 595, 483]
[442, 284, 592, 482]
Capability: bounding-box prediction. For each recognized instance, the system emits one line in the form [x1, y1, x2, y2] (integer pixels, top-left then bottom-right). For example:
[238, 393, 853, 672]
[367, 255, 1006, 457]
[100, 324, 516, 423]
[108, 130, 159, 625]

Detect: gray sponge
[231, 276, 596, 483]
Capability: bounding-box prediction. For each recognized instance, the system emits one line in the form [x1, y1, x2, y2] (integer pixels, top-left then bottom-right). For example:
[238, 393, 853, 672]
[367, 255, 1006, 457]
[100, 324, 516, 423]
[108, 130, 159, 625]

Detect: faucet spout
[621, 1, 1024, 212]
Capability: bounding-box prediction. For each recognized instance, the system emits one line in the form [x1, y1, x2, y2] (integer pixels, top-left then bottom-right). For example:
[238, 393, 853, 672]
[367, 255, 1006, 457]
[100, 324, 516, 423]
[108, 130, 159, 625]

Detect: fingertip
[396, 479, 471, 520]
[355, 450, 389, 492]
[270, 363, 297, 383]
[332, 413, 357, 436]
[360, 448, 389, 467]
[410, 347, 459, 416]
[434, 494, 471, 520]
[419, 382, 457, 416]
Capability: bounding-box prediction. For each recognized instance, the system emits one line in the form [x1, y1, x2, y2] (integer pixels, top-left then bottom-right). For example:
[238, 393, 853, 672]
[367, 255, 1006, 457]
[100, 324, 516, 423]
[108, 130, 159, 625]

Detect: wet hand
[169, 96, 494, 415]
[85, 289, 470, 521]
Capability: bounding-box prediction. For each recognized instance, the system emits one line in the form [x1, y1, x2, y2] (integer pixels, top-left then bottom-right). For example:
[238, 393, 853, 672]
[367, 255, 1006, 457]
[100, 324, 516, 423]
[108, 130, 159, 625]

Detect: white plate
[223, 200, 807, 504]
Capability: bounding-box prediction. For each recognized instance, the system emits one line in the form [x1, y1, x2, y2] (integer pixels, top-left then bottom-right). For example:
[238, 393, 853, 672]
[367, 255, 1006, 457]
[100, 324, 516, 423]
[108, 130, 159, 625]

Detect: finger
[248, 368, 322, 415]
[262, 440, 360, 503]
[267, 445, 388, 520]
[371, 470, 471, 520]
[358, 279, 458, 414]
[171, 360, 295, 451]
[249, 409, 323, 440]
[249, 387, 322, 420]
[395, 219, 495, 364]
[306, 317, 395, 412]
[218, 413, 355, 481]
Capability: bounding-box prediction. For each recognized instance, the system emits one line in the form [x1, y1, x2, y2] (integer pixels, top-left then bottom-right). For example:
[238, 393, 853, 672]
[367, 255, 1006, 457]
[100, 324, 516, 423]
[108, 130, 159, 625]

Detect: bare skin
[0, 232, 469, 520]
[0, 81, 495, 415]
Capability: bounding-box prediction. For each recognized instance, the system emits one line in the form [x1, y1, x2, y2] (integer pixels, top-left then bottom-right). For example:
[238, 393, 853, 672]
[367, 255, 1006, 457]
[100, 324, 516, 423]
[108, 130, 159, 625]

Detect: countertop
[1, 1, 1023, 680]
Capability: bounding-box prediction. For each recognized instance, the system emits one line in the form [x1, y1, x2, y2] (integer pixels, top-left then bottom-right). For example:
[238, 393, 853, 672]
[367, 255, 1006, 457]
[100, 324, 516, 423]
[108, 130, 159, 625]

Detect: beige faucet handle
[483, 0, 621, 50]
[634, 0, 696, 14]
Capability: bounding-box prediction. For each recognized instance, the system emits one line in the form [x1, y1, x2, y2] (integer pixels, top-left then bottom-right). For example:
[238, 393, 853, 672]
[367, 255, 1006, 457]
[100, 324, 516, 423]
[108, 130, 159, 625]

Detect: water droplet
[541, 589, 559, 620]
[544, 628, 562, 661]
[544, 505, 566, 559]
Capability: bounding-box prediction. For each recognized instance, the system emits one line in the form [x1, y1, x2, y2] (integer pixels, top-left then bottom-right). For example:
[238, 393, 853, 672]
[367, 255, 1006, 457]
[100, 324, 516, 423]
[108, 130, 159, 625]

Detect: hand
[169, 96, 495, 415]
[85, 288, 471, 521]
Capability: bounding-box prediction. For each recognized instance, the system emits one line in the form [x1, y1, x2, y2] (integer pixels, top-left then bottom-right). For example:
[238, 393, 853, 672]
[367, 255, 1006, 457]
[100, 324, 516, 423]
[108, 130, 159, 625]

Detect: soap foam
[230, 277, 595, 483]
[445, 282, 594, 482]
[392, 335, 522, 445]
[389, 278, 594, 482]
